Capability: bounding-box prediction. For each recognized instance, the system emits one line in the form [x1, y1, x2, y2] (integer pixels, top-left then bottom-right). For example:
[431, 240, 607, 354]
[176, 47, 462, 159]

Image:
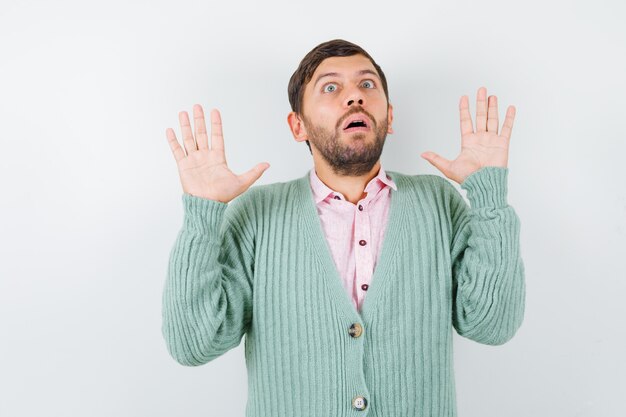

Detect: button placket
[347, 322, 367, 410]
[355, 204, 373, 308]
[354, 202, 367, 309]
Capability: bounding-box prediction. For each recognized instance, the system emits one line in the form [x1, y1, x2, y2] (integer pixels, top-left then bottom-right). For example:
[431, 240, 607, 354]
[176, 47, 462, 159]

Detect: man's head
[287, 39, 394, 176]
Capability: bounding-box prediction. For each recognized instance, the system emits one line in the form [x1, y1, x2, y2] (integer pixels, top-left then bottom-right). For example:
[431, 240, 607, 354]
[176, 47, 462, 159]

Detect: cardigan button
[348, 323, 363, 338]
[352, 395, 368, 410]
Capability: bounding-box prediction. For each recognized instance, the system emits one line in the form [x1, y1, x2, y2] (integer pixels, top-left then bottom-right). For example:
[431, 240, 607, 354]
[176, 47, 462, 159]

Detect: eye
[361, 79, 375, 89]
[323, 83, 338, 93]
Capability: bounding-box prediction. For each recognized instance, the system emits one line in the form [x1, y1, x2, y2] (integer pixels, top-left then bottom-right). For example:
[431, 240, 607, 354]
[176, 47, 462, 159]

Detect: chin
[343, 130, 371, 139]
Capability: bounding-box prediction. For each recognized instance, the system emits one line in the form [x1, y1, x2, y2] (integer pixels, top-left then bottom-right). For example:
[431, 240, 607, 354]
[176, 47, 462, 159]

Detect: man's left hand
[421, 87, 516, 184]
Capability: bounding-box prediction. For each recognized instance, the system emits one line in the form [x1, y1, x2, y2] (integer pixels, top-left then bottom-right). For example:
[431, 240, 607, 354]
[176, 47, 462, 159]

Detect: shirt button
[359, 239, 367, 246]
[358, 204, 363, 211]
[334, 195, 341, 200]
[361, 284, 369, 291]
[348, 323, 363, 338]
[352, 395, 368, 410]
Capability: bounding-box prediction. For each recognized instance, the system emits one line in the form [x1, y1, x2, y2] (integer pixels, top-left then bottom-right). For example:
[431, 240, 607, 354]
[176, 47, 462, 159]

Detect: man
[162, 39, 525, 417]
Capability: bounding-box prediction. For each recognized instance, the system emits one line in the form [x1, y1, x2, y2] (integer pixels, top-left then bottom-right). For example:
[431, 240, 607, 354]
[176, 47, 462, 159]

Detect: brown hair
[287, 39, 390, 154]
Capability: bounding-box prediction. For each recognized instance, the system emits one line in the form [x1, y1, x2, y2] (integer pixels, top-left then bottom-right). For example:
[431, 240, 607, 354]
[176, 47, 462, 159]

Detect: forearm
[450, 167, 526, 345]
[161, 194, 253, 365]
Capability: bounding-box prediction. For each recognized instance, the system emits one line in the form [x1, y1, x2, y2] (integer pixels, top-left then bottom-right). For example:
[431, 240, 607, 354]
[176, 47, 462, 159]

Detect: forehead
[311, 54, 377, 78]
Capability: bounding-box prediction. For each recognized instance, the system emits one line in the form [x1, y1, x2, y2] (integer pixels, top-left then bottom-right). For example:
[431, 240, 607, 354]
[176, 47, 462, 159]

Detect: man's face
[297, 54, 393, 176]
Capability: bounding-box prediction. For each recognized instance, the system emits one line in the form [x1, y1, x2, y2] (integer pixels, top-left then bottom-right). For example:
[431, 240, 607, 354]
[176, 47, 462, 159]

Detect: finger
[421, 152, 452, 176]
[487, 95, 499, 134]
[500, 105, 516, 141]
[193, 104, 209, 151]
[459, 95, 474, 139]
[165, 128, 186, 162]
[210, 108, 225, 153]
[178, 110, 197, 154]
[475, 87, 488, 132]
[238, 162, 270, 188]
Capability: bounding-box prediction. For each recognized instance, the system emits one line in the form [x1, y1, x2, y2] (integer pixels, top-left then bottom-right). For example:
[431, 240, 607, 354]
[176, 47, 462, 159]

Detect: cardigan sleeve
[446, 167, 526, 345]
[161, 191, 255, 366]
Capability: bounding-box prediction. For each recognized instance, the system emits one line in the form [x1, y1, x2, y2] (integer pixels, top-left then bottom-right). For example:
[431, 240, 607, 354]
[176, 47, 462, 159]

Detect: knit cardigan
[161, 166, 526, 417]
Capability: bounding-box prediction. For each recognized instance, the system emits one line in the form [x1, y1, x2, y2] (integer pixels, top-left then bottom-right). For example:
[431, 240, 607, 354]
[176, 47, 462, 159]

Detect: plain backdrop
[1, 0, 624, 416]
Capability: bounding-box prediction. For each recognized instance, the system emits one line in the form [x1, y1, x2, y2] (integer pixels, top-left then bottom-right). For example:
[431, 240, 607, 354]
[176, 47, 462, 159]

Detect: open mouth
[343, 117, 371, 133]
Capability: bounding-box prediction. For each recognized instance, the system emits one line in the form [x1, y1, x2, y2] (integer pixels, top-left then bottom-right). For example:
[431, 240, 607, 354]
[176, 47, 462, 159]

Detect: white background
[1, 0, 624, 416]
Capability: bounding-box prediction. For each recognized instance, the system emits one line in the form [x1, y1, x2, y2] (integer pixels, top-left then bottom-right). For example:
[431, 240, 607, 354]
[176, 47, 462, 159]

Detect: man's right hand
[166, 105, 270, 203]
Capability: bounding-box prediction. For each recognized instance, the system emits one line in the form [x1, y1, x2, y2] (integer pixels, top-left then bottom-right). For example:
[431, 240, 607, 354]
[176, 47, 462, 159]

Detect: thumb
[421, 152, 451, 175]
[239, 162, 270, 188]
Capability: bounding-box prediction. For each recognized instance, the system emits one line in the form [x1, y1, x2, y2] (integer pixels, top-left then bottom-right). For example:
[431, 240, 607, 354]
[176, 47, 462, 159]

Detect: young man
[162, 39, 525, 417]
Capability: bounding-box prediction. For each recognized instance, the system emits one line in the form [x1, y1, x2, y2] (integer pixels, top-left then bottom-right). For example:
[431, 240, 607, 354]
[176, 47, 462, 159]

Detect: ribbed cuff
[460, 167, 509, 208]
[181, 193, 228, 233]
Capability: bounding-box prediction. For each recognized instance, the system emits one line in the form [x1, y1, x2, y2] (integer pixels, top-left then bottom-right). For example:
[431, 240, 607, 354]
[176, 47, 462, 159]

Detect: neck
[312, 159, 381, 205]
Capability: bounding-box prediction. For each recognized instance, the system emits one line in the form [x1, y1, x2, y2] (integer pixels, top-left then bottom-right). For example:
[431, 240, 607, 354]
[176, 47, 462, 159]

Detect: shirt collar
[309, 164, 398, 204]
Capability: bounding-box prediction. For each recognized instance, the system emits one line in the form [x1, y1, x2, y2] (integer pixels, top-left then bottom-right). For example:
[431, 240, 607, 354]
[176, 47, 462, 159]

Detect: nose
[344, 85, 365, 107]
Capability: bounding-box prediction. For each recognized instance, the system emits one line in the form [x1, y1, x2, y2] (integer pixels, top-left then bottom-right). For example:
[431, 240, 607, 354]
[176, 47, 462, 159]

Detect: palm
[177, 150, 241, 203]
[421, 87, 516, 184]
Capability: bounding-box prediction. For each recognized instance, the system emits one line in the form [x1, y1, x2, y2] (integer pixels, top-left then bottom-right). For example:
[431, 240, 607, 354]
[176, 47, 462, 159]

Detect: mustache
[336, 107, 377, 130]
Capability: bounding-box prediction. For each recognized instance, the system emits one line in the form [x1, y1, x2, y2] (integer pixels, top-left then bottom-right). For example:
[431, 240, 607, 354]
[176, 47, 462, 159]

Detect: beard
[303, 108, 388, 177]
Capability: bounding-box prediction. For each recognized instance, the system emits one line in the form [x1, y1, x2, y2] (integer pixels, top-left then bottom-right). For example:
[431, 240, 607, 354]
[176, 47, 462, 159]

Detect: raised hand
[166, 105, 270, 203]
[420, 87, 516, 184]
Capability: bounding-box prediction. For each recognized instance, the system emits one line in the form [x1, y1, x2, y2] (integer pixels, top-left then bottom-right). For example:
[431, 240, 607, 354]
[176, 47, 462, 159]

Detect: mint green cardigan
[162, 166, 525, 417]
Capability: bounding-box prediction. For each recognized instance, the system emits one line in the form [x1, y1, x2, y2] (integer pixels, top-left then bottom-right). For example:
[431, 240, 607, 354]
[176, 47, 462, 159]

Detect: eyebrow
[313, 69, 380, 87]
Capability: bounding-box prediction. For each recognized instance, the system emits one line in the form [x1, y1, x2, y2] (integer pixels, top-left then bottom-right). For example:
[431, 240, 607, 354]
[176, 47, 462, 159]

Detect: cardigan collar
[309, 164, 398, 204]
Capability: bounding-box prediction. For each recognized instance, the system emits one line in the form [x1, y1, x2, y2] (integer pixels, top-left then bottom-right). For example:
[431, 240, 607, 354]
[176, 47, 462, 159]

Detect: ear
[386, 102, 394, 134]
[287, 111, 308, 142]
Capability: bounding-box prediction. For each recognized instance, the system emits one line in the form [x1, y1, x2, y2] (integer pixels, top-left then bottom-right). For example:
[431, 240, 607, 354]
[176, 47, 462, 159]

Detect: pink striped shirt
[309, 165, 398, 313]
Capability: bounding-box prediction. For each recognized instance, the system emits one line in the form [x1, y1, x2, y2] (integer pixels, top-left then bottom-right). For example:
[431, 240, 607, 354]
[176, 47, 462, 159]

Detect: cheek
[370, 95, 389, 119]
[312, 107, 340, 128]
[305, 95, 336, 120]
[369, 91, 387, 106]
